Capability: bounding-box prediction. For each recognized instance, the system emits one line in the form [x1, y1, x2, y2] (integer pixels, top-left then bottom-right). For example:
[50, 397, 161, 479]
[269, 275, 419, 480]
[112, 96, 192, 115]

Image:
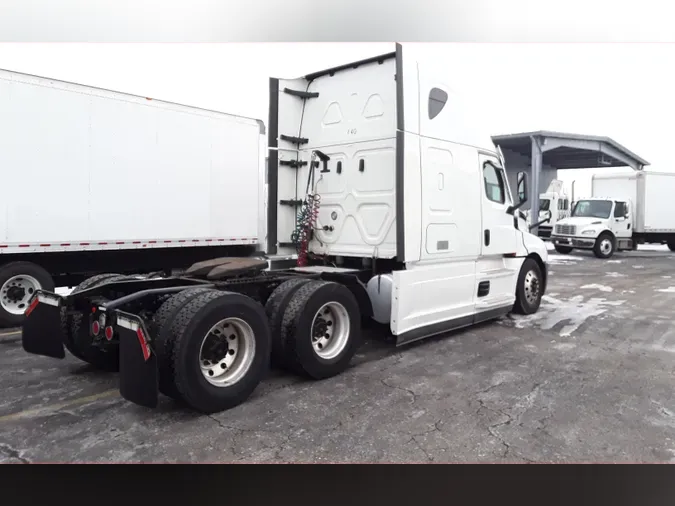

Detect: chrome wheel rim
[198, 318, 256, 387]
[1, 275, 41, 315]
[600, 238, 613, 255]
[310, 302, 350, 360]
[524, 270, 540, 306]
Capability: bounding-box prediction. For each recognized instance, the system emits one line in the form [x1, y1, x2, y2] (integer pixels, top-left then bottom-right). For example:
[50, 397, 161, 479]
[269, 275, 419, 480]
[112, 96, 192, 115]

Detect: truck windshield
[539, 199, 551, 211]
[572, 200, 612, 219]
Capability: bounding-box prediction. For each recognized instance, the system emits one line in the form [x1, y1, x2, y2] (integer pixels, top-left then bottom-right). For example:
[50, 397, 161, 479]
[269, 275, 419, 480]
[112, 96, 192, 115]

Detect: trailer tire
[264, 278, 312, 365]
[593, 232, 615, 259]
[279, 280, 361, 380]
[667, 241, 675, 252]
[0, 261, 55, 328]
[170, 291, 271, 413]
[151, 287, 214, 399]
[513, 258, 543, 315]
[554, 245, 573, 254]
[66, 274, 134, 371]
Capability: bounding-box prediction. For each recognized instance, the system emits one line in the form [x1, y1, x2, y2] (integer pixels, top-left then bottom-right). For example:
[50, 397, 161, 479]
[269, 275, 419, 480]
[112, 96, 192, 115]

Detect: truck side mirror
[517, 172, 528, 204]
[507, 171, 528, 215]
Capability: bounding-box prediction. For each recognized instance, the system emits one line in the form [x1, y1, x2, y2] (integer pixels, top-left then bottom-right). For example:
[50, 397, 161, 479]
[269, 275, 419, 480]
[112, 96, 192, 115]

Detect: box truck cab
[551, 197, 634, 258]
[21, 44, 550, 414]
[525, 180, 570, 238]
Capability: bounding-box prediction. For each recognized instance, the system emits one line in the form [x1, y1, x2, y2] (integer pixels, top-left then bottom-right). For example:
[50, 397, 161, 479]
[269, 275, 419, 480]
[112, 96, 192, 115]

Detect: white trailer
[550, 170, 675, 258]
[0, 69, 266, 326]
[22, 44, 549, 414]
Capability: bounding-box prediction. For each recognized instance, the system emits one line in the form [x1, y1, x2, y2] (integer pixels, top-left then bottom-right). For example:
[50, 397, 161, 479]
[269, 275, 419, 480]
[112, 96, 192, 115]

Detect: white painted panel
[0, 69, 262, 250]
[390, 261, 477, 336]
[642, 172, 675, 232]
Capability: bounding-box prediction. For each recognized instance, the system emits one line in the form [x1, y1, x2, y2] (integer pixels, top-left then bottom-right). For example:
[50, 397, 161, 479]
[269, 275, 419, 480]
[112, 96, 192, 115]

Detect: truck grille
[555, 224, 576, 236]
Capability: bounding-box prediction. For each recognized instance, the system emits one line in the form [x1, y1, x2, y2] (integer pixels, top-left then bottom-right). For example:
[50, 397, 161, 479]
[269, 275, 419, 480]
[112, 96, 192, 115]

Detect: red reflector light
[92, 321, 100, 336]
[104, 326, 114, 341]
[91, 307, 97, 313]
[25, 298, 39, 317]
[136, 328, 151, 361]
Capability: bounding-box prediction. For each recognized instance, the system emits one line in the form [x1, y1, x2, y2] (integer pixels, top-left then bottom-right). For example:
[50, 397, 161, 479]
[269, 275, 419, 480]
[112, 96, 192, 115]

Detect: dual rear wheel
[147, 279, 361, 413]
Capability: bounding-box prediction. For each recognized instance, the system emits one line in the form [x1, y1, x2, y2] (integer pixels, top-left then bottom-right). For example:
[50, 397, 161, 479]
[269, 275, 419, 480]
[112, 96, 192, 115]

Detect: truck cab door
[480, 154, 519, 256]
[612, 200, 632, 238]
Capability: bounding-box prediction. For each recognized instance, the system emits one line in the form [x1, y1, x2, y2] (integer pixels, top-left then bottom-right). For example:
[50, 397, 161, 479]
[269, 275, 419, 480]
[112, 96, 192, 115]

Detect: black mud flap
[116, 311, 159, 409]
[21, 291, 66, 359]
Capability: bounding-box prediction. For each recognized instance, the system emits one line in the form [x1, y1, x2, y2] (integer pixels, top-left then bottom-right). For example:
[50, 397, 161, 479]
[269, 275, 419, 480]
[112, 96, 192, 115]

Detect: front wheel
[513, 258, 544, 315]
[554, 245, 573, 254]
[593, 233, 615, 259]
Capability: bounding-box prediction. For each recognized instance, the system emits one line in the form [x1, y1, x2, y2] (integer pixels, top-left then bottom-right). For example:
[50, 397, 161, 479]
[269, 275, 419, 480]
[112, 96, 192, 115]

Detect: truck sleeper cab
[21, 44, 549, 414]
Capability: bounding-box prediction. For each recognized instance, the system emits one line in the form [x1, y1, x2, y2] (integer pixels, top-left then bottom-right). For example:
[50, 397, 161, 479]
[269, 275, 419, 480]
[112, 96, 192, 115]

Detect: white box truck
[21, 44, 549, 414]
[0, 69, 266, 327]
[550, 170, 675, 258]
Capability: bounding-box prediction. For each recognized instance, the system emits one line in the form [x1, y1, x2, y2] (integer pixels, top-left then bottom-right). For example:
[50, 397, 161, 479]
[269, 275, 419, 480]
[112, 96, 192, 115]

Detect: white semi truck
[0, 69, 266, 327]
[525, 179, 571, 238]
[551, 170, 675, 258]
[21, 44, 549, 414]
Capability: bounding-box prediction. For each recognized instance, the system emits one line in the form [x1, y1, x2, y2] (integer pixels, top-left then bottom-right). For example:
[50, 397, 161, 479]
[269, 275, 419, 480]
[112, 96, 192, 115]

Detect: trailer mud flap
[21, 292, 66, 359]
[116, 312, 159, 409]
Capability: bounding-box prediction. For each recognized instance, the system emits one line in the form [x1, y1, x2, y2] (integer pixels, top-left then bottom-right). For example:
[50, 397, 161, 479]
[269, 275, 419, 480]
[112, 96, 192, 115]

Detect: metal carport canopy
[491, 130, 650, 234]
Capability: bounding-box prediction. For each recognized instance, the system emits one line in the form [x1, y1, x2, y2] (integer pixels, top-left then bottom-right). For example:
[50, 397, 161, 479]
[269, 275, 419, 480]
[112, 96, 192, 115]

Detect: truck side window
[483, 163, 505, 204]
[614, 201, 626, 218]
[428, 88, 448, 120]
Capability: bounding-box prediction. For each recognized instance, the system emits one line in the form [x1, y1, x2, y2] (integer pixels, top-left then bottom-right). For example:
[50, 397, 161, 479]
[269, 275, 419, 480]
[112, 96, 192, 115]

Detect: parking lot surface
[2, 245, 675, 463]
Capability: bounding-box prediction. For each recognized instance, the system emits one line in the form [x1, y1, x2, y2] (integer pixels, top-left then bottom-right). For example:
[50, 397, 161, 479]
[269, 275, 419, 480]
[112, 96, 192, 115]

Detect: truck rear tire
[264, 278, 312, 365]
[170, 291, 271, 413]
[554, 245, 573, 254]
[593, 233, 615, 259]
[151, 287, 214, 399]
[279, 280, 361, 380]
[0, 261, 55, 328]
[513, 258, 543, 315]
[667, 241, 675, 252]
[65, 273, 134, 371]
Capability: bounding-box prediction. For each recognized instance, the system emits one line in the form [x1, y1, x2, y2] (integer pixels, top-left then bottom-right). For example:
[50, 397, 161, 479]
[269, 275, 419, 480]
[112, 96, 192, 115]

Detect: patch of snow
[508, 294, 625, 338]
[656, 287, 675, 294]
[55, 287, 73, 296]
[632, 265, 645, 269]
[639, 244, 669, 252]
[547, 254, 586, 265]
[663, 276, 673, 279]
[581, 284, 613, 293]
[553, 342, 577, 351]
[621, 290, 635, 294]
[607, 259, 622, 264]
[605, 272, 625, 278]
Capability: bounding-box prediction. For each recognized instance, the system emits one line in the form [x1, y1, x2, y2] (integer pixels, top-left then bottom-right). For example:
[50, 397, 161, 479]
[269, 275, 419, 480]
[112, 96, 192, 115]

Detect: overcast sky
[1, 42, 672, 198]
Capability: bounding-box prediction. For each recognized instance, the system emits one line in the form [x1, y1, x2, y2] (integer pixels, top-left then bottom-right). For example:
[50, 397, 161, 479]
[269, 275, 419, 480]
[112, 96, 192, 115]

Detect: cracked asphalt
[2, 244, 675, 463]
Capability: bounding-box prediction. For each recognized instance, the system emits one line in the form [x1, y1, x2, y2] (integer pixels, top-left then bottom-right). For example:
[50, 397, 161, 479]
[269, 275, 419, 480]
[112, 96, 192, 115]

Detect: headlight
[581, 229, 597, 236]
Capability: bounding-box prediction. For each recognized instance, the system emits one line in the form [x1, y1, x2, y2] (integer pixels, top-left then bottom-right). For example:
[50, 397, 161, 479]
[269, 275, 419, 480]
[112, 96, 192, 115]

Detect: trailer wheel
[554, 245, 573, 254]
[279, 280, 361, 380]
[170, 291, 271, 413]
[151, 287, 213, 399]
[264, 278, 312, 364]
[593, 232, 615, 259]
[667, 241, 675, 252]
[0, 261, 54, 328]
[513, 258, 543, 315]
[66, 274, 134, 371]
